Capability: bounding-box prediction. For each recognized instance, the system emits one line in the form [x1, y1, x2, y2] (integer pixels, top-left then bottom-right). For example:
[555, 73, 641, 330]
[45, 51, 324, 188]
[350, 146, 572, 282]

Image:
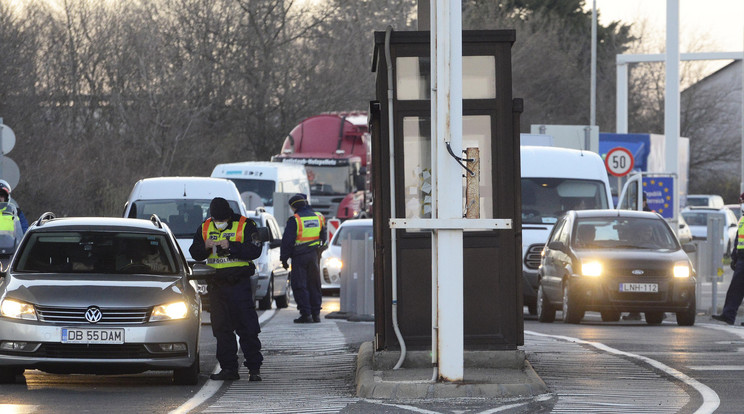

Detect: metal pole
[616, 62, 628, 133]
[435, 0, 463, 382]
[665, 0, 680, 223]
[590, 0, 597, 127]
[741, 29, 744, 193]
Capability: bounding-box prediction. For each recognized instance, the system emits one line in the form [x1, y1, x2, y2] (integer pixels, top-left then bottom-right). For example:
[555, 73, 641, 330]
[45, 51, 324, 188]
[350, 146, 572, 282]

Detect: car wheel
[676, 296, 696, 326]
[537, 284, 555, 323]
[645, 311, 665, 325]
[257, 276, 274, 310]
[173, 352, 199, 385]
[275, 278, 289, 309]
[562, 280, 584, 324]
[0, 367, 20, 384]
[601, 311, 621, 322]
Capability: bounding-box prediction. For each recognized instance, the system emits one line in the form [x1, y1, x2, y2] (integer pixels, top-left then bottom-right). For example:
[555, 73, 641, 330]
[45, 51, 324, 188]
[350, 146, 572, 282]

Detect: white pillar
[590, 0, 597, 126]
[665, 0, 680, 221]
[434, 0, 463, 381]
[616, 61, 628, 133]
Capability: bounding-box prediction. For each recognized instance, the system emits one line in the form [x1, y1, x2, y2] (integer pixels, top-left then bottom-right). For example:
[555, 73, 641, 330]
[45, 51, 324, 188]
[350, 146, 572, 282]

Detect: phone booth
[370, 30, 523, 351]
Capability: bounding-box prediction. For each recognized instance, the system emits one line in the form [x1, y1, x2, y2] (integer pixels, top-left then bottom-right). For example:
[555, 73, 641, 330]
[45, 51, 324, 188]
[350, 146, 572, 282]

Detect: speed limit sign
[605, 147, 634, 177]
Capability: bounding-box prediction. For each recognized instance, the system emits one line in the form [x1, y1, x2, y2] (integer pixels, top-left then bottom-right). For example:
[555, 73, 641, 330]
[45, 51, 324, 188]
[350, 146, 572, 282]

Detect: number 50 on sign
[604, 147, 634, 177]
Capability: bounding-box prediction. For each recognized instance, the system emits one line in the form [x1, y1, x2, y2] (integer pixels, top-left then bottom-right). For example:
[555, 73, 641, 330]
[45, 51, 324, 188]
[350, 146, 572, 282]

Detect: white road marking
[688, 365, 744, 370]
[169, 309, 276, 414]
[362, 400, 442, 414]
[526, 330, 720, 414]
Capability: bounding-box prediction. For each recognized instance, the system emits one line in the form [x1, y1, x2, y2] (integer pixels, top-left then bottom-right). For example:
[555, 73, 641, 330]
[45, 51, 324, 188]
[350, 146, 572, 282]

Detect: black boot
[312, 314, 321, 323]
[294, 314, 313, 323]
[210, 369, 239, 381]
[249, 370, 262, 381]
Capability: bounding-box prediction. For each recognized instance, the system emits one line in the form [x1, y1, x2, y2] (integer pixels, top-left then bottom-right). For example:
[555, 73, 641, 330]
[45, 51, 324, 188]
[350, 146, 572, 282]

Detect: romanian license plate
[61, 328, 124, 344]
[619, 283, 658, 293]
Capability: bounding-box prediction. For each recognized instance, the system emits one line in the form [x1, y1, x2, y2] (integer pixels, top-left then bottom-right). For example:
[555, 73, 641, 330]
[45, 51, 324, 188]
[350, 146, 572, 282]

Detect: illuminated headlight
[0, 299, 38, 321]
[327, 257, 343, 270]
[581, 261, 602, 277]
[673, 262, 691, 278]
[150, 301, 188, 321]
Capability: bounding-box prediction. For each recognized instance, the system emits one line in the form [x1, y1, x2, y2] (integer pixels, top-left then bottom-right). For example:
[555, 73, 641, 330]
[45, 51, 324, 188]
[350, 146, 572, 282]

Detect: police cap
[209, 197, 234, 220]
[288, 193, 308, 208]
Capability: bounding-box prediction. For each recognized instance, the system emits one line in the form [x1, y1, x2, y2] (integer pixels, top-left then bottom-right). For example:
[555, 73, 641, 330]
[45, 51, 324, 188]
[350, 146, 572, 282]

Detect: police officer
[713, 192, 744, 325]
[280, 193, 326, 323]
[0, 181, 28, 233]
[189, 197, 264, 380]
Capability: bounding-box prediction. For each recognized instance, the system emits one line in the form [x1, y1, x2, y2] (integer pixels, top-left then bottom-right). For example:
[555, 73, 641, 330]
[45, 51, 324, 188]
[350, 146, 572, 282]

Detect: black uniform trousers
[209, 273, 263, 371]
[722, 251, 744, 323]
[290, 250, 322, 317]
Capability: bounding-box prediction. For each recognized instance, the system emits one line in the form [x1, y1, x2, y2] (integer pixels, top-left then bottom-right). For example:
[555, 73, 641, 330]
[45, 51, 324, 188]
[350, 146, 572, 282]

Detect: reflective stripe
[236, 217, 246, 243]
[202, 218, 212, 241]
[738, 217, 744, 250]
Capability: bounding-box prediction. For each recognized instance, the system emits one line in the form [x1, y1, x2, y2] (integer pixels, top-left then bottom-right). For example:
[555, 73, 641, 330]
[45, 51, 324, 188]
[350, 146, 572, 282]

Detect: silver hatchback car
[0, 214, 203, 384]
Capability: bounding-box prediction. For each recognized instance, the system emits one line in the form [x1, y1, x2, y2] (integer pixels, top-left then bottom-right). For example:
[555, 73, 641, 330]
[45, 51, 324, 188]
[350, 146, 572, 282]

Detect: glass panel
[403, 117, 432, 219]
[462, 116, 493, 218]
[463, 56, 496, 99]
[397, 57, 431, 100]
[396, 56, 496, 100]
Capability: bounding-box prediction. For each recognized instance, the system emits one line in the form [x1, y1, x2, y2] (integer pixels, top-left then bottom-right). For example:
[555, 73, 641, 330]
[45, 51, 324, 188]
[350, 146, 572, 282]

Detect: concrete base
[355, 342, 548, 399]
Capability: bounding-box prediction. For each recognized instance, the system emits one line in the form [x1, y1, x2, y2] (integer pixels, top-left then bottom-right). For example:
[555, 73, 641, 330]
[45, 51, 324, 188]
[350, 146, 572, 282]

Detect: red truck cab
[272, 113, 371, 220]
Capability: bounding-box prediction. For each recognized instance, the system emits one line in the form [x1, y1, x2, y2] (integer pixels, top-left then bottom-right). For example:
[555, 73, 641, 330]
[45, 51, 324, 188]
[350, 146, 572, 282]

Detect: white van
[122, 176, 247, 262]
[521, 146, 614, 314]
[210, 161, 310, 217]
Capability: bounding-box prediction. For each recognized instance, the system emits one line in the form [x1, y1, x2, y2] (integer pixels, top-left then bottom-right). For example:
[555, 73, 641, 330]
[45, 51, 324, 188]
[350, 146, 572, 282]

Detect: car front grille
[36, 306, 149, 325]
[524, 244, 544, 269]
[36, 343, 153, 358]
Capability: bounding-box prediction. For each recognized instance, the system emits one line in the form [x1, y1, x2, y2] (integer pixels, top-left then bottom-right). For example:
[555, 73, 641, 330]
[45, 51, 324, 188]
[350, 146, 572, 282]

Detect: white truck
[210, 161, 310, 220]
[521, 146, 614, 314]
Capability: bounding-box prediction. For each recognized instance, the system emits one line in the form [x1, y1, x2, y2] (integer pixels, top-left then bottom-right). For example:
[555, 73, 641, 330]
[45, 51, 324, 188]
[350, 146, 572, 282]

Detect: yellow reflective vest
[294, 212, 325, 247]
[737, 216, 744, 250]
[201, 217, 253, 269]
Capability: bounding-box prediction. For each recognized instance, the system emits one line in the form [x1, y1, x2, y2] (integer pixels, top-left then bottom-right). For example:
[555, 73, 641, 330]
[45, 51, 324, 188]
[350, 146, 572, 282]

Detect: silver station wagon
[0, 214, 204, 384]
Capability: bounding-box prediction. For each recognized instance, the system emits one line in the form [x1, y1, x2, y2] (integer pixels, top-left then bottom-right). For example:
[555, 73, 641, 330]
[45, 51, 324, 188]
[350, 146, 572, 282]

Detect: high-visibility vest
[737, 216, 744, 250]
[201, 217, 253, 269]
[294, 212, 325, 247]
[0, 208, 14, 232]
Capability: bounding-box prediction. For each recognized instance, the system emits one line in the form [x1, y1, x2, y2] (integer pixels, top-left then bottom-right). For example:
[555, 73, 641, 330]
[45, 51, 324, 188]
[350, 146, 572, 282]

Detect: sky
[588, 0, 744, 53]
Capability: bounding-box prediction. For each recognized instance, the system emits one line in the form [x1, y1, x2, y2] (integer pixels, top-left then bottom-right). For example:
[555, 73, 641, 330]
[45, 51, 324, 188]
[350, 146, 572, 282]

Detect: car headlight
[1, 299, 38, 321]
[673, 262, 691, 278]
[150, 301, 189, 321]
[326, 257, 343, 270]
[581, 261, 602, 277]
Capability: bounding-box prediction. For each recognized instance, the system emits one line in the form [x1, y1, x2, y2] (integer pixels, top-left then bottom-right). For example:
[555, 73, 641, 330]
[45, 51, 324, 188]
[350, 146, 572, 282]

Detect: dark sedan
[537, 209, 696, 326]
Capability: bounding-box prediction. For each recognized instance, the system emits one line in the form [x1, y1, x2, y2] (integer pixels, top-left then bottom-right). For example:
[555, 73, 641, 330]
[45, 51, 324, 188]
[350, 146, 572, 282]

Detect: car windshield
[331, 225, 373, 246]
[521, 178, 610, 224]
[686, 197, 709, 207]
[306, 165, 352, 195]
[681, 211, 716, 226]
[14, 232, 179, 274]
[228, 178, 276, 207]
[129, 199, 240, 238]
[572, 217, 678, 250]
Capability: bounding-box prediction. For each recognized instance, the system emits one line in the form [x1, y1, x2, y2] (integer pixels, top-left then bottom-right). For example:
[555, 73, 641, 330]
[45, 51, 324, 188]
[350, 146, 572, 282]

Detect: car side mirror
[682, 243, 697, 253]
[547, 241, 566, 252]
[255, 227, 271, 243]
[189, 263, 216, 280]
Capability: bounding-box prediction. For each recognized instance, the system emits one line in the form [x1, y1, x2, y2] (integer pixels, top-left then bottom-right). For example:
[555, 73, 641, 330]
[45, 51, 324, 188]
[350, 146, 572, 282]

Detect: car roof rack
[150, 214, 163, 229]
[35, 212, 56, 227]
